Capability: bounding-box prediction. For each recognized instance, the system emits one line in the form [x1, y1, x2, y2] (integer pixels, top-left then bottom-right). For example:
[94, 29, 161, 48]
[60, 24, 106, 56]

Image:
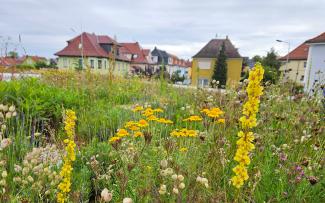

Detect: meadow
[0, 66, 324, 202]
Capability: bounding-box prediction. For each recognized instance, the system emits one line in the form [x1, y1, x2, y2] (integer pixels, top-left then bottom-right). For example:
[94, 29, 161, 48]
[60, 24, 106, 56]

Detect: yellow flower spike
[231, 63, 264, 189]
[57, 110, 77, 203]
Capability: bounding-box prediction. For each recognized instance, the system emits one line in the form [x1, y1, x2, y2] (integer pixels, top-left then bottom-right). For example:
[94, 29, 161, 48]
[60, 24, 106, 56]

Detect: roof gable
[279, 43, 309, 60]
[120, 42, 148, 64]
[305, 32, 325, 44]
[193, 38, 241, 58]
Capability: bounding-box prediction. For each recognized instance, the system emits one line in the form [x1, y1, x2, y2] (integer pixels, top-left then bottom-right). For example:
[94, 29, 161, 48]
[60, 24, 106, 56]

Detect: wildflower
[183, 115, 203, 122]
[137, 119, 149, 127]
[9, 105, 15, 112]
[160, 160, 168, 168]
[153, 108, 164, 113]
[57, 110, 77, 203]
[172, 187, 179, 194]
[116, 129, 129, 137]
[216, 118, 225, 124]
[177, 175, 184, 181]
[231, 63, 264, 189]
[0, 138, 12, 150]
[109, 136, 121, 143]
[123, 197, 133, 203]
[179, 182, 185, 189]
[172, 174, 178, 180]
[157, 118, 173, 124]
[101, 188, 113, 202]
[179, 147, 188, 152]
[125, 121, 139, 131]
[147, 115, 158, 121]
[159, 184, 167, 195]
[132, 105, 143, 112]
[133, 131, 143, 138]
[142, 108, 154, 117]
[1, 171, 7, 178]
[201, 107, 224, 118]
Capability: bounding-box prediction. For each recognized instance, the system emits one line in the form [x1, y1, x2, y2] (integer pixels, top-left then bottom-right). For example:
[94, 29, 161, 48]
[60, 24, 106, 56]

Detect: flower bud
[101, 188, 113, 202]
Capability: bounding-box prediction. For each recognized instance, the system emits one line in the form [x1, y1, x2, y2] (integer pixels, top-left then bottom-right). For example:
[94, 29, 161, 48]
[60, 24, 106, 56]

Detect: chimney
[226, 35, 229, 40]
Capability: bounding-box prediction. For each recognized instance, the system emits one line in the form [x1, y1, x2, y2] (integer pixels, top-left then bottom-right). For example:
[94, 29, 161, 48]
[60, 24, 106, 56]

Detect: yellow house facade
[279, 42, 309, 84]
[191, 37, 243, 87]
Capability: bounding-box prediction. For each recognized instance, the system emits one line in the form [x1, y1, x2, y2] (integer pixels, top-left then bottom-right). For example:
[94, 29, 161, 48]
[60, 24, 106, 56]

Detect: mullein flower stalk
[231, 63, 264, 188]
[57, 110, 77, 203]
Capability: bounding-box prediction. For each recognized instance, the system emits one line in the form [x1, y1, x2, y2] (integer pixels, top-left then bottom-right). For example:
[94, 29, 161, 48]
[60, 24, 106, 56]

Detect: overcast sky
[0, 0, 324, 59]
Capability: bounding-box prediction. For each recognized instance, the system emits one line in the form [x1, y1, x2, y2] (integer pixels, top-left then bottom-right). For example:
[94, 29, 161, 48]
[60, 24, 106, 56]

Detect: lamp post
[276, 40, 290, 81]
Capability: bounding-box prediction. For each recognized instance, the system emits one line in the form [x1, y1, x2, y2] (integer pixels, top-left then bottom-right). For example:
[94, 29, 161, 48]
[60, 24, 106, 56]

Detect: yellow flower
[134, 131, 144, 138]
[57, 110, 77, 203]
[216, 118, 225, 124]
[147, 115, 158, 121]
[109, 136, 121, 143]
[142, 108, 154, 117]
[183, 115, 203, 122]
[153, 108, 164, 113]
[138, 119, 149, 127]
[179, 147, 188, 152]
[116, 129, 129, 137]
[157, 118, 174, 124]
[231, 62, 264, 189]
[132, 105, 144, 112]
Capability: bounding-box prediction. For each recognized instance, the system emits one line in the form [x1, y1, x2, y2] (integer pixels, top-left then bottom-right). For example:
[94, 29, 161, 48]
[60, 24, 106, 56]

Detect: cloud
[0, 0, 324, 59]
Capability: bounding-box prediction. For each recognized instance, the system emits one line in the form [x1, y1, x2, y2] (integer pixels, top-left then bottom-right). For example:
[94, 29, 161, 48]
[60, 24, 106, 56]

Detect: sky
[0, 0, 324, 60]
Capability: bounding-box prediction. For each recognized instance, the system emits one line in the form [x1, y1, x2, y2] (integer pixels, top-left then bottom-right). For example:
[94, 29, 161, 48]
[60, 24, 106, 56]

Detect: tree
[262, 48, 281, 71]
[8, 51, 18, 58]
[171, 70, 185, 83]
[211, 42, 227, 87]
[252, 55, 262, 63]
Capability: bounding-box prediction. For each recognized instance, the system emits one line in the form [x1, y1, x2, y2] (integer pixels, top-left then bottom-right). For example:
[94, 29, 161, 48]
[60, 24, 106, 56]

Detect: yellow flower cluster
[57, 110, 77, 203]
[170, 128, 198, 137]
[109, 119, 149, 143]
[231, 63, 264, 189]
[133, 107, 173, 124]
[201, 107, 224, 118]
[183, 115, 202, 122]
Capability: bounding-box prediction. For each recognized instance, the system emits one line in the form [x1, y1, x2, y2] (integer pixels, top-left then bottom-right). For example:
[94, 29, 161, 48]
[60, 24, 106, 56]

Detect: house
[55, 32, 130, 75]
[151, 47, 171, 72]
[0, 57, 21, 68]
[279, 43, 309, 84]
[19, 55, 49, 67]
[120, 42, 153, 74]
[304, 32, 325, 93]
[191, 36, 243, 87]
[168, 54, 191, 83]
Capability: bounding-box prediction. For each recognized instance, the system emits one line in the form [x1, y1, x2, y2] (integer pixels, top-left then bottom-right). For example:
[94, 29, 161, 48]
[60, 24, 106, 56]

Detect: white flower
[27, 176, 34, 183]
[1, 125, 6, 131]
[0, 104, 3, 111]
[5, 112, 12, 119]
[122, 197, 133, 203]
[160, 184, 166, 191]
[158, 189, 166, 195]
[172, 187, 179, 194]
[101, 188, 112, 202]
[171, 174, 178, 180]
[165, 168, 173, 175]
[177, 174, 184, 181]
[160, 160, 168, 168]
[9, 105, 15, 112]
[180, 107, 185, 111]
[12, 112, 17, 117]
[196, 176, 202, 182]
[1, 171, 7, 178]
[204, 183, 209, 188]
[2, 105, 8, 112]
[160, 169, 167, 177]
[0, 138, 12, 149]
[13, 177, 21, 182]
[179, 182, 185, 189]
[201, 178, 208, 184]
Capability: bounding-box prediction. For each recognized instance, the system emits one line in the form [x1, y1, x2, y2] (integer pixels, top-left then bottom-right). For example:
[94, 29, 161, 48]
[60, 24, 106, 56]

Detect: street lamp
[276, 39, 291, 80]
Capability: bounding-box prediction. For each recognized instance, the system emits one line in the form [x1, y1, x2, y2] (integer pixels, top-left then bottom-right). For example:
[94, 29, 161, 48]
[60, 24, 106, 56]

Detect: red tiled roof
[305, 32, 325, 44]
[56, 32, 109, 57]
[142, 49, 150, 56]
[279, 43, 309, 60]
[0, 57, 21, 67]
[120, 42, 148, 64]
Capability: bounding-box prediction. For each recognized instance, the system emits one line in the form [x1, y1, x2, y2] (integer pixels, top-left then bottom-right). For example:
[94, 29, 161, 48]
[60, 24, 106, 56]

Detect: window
[304, 62, 307, 68]
[63, 58, 68, 68]
[300, 75, 304, 81]
[198, 78, 209, 87]
[198, 59, 211, 69]
[78, 58, 83, 69]
[98, 59, 102, 69]
[104, 60, 107, 69]
[90, 59, 94, 69]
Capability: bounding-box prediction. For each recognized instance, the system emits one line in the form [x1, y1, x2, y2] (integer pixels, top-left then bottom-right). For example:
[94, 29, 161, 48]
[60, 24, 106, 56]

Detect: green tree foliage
[8, 51, 18, 58]
[262, 48, 281, 71]
[171, 70, 185, 83]
[211, 42, 227, 87]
